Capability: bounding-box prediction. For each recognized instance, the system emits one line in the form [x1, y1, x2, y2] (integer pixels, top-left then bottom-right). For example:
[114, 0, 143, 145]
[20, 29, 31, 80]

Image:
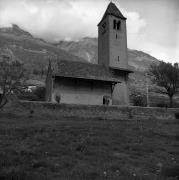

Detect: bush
[33, 87, 46, 101]
[156, 102, 168, 108]
[18, 94, 38, 101]
[55, 94, 61, 104]
[18, 87, 46, 102]
[130, 91, 147, 107]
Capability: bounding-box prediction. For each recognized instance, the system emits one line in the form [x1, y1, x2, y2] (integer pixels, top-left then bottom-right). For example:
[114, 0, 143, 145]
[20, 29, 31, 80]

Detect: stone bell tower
[98, 2, 132, 105]
[98, 2, 128, 69]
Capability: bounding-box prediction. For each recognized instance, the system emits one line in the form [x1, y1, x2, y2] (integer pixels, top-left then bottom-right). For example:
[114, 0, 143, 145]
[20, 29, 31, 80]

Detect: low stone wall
[19, 101, 179, 120]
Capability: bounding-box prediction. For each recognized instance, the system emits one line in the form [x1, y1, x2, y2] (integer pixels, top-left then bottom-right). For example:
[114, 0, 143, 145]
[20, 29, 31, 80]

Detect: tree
[149, 62, 179, 107]
[0, 48, 24, 109]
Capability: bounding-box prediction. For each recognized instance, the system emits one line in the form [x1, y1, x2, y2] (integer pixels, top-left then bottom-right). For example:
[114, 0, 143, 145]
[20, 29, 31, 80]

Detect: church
[45, 2, 132, 105]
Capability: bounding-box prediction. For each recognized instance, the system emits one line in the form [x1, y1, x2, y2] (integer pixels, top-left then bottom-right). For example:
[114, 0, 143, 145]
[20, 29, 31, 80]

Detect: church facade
[45, 2, 132, 105]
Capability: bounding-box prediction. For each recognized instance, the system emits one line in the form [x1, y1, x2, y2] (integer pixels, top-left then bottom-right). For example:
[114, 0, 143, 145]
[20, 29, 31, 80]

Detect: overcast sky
[0, 0, 179, 63]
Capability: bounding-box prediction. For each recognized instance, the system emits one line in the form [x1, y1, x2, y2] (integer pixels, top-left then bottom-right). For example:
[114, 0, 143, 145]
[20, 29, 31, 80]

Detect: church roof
[54, 60, 131, 83]
[98, 2, 126, 25]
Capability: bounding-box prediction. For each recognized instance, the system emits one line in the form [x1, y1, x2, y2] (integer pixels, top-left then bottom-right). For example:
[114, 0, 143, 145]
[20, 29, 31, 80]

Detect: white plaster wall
[52, 79, 112, 105]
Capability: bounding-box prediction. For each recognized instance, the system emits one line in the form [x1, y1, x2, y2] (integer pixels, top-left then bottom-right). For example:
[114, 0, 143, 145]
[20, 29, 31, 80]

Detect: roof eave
[109, 67, 133, 73]
[53, 74, 121, 83]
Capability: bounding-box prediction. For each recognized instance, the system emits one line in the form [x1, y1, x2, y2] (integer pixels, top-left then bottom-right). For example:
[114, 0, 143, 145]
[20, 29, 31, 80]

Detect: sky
[0, 0, 179, 63]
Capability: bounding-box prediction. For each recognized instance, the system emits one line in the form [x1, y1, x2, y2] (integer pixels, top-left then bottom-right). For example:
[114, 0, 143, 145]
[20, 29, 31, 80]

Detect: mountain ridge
[0, 24, 160, 72]
[54, 37, 160, 72]
[0, 24, 86, 77]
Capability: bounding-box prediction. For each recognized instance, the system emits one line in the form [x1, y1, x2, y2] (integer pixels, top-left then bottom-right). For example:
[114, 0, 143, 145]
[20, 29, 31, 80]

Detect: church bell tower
[98, 2, 128, 69]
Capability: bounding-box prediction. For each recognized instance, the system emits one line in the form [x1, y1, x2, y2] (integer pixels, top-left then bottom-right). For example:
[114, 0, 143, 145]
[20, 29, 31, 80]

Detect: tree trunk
[169, 95, 173, 108]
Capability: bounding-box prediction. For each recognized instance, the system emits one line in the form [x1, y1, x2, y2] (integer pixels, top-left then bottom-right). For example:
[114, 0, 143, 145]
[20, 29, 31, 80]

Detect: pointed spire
[46, 59, 53, 79]
[98, 2, 126, 25]
[45, 59, 53, 102]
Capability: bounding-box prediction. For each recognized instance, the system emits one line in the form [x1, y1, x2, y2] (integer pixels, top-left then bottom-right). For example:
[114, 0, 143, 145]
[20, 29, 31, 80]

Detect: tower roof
[98, 2, 126, 25]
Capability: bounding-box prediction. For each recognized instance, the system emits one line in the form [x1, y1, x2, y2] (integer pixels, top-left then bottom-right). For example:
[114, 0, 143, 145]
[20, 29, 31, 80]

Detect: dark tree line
[149, 62, 179, 107]
[0, 49, 24, 109]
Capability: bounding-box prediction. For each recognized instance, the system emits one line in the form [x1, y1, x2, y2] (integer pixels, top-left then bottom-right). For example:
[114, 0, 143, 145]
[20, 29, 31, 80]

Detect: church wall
[52, 78, 112, 105]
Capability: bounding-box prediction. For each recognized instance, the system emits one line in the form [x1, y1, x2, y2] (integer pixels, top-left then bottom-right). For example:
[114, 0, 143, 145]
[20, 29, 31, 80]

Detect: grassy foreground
[0, 105, 179, 180]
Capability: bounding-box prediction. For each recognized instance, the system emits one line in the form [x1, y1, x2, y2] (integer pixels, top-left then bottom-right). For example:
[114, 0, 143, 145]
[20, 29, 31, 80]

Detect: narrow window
[113, 19, 116, 29]
[116, 34, 117, 39]
[117, 21, 121, 30]
[118, 56, 119, 61]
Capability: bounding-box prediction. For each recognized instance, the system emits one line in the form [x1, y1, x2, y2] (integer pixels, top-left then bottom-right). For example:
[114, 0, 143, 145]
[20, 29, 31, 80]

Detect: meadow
[0, 104, 178, 180]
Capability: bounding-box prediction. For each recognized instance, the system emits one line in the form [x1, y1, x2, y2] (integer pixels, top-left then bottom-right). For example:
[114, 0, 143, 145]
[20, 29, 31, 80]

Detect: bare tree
[0, 48, 24, 109]
[149, 62, 179, 107]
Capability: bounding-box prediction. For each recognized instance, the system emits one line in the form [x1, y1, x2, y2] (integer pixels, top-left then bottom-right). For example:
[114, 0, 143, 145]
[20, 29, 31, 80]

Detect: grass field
[0, 105, 179, 180]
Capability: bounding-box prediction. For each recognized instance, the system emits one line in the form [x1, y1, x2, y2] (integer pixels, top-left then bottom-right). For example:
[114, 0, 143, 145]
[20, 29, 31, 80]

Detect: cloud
[0, 0, 178, 62]
[126, 11, 146, 34]
[0, 0, 146, 42]
[0, 0, 101, 41]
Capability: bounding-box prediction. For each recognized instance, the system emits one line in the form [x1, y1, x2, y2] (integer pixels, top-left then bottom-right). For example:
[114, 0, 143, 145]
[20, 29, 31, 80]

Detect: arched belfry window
[113, 19, 121, 30]
[113, 20, 116, 29]
[117, 21, 121, 30]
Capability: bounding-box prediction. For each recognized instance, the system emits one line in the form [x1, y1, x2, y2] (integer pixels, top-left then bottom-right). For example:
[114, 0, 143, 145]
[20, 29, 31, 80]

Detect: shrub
[130, 91, 147, 107]
[156, 102, 168, 108]
[55, 94, 61, 104]
[33, 86, 46, 101]
[18, 94, 38, 101]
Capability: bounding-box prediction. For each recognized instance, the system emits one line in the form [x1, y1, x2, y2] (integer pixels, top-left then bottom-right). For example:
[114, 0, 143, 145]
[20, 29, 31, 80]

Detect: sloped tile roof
[54, 60, 131, 83]
[99, 2, 126, 25]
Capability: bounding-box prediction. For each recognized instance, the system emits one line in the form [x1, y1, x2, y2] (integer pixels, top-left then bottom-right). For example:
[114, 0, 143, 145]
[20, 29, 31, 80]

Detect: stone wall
[108, 16, 128, 69]
[98, 16, 110, 66]
[20, 101, 179, 120]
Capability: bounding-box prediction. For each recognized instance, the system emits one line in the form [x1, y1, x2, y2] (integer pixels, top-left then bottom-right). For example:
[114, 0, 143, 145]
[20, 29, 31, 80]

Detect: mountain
[53, 37, 160, 72]
[54, 37, 98, 64]
[0, 24, 33, 38]
[0, 24, 85, 78]
[1, 25, 177, 106]
[0, 25, 159, 74]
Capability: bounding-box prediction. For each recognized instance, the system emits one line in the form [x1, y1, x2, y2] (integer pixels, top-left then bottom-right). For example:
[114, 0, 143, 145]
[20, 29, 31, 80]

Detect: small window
[116, 34, 117, 39]
[113, 20, 116, 29]
[117, 21, 121, 30]
[118, 56, 119, 61]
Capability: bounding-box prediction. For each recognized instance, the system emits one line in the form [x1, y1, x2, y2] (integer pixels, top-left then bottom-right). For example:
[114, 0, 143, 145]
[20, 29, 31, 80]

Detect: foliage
[149, 62, 179, 107]
[0, 48, 24, 109]
[18, 92, 39, 101]
[55, 94, 61, 104]
[156, 102, 168, 108]
[33, 86, 46, 101]
[130, 90, 147, 107]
